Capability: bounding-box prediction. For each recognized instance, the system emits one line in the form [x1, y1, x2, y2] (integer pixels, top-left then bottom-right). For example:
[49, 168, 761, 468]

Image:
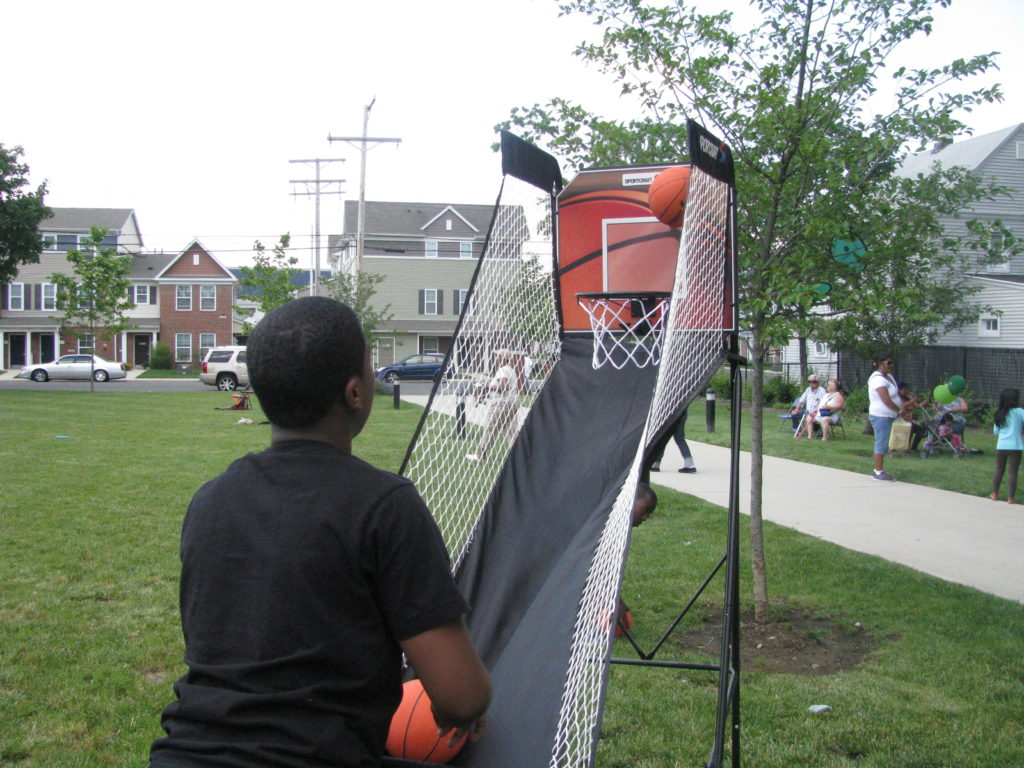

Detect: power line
[328, 98, 401, 274]
[289, 158, 345, 294]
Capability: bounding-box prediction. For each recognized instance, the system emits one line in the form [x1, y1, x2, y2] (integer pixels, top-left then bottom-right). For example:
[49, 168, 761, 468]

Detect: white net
[402, 176, 561, 570]
[550, 165, 731, 768]
[576, 293, 671, 370]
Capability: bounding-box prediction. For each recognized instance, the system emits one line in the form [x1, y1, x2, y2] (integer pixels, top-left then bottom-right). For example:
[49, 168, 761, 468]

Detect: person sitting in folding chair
[791, 374, 826, 433]
[813, 378, 845, 441]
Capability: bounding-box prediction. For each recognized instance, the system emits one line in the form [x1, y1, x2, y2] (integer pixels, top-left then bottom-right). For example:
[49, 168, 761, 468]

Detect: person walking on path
[867, 355, 902, 481]
[991, 387, 1024, 504]
[647, 406, 697, 474]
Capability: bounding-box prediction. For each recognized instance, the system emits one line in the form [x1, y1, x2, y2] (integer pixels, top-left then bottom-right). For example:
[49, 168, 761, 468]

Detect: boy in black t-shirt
[149, 297, 491, 767]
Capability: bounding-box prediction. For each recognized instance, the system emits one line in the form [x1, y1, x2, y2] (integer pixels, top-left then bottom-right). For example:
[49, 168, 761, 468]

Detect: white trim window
[176, 284, 192, 311]
[199, 333, 216, 359]
[7, 282, 25, 311]
[979, 315, 1000, 338]
[42, 283, 56, 311]
[421, 336, 440, 354]
[423, 288, 439, 315]
[77, 333, 95, 354]
[41, 233, 80, 251]
[175, 333, 192, 362]
[134, 285, 150, 305]
[984, 232, 1010, 273]
[454, 289, 469, 315]
[200, 285, 216, 311]
[425, 240, 438, 258]
[460, 241, 473, 258]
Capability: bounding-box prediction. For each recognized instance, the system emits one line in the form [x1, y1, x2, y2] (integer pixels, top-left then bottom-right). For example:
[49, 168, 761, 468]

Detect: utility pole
[289, 158, 346, 296]
[328, 98, 401, 274]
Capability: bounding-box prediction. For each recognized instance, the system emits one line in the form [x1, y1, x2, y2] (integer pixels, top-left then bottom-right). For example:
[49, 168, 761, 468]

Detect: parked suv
[199, 346, 249, 391]
[375, 353, 446, 383]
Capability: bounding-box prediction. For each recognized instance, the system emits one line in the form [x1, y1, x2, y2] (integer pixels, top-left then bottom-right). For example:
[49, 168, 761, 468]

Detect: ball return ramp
[385, 123, 742, 768]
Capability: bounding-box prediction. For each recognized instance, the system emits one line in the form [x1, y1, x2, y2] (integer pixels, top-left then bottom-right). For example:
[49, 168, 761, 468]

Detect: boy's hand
[436, 715, 488, 748]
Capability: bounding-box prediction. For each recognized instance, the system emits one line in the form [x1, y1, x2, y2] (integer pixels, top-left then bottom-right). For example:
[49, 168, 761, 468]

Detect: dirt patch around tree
[669, 603, 886, 675]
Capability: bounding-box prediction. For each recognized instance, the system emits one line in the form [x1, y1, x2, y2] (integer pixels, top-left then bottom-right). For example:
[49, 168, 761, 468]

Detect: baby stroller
[919, 406, 965, 458]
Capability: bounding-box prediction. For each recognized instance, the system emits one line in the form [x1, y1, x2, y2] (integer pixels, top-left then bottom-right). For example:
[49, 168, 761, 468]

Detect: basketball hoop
[576, 292, 671, 370]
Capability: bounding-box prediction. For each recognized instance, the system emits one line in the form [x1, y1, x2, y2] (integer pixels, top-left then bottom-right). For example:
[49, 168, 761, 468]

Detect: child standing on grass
[991, 388, 1024, 505]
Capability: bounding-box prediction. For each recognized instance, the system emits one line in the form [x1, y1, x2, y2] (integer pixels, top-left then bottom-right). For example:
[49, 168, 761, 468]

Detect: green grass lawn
[694, 404, 997, 498]
[1, 391, 1021, 767]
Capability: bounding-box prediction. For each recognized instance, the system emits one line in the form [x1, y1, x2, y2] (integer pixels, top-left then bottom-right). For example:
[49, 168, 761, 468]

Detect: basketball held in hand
[386, 679, 468, 764]
[647, 165, 691, 228]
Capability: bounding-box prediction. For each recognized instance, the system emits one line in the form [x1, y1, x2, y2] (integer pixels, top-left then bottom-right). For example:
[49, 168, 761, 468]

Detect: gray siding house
[328, 200, 494, 365]
[781, 123, 1024, 386]
[900, 124, 1024, 348]
[0, 208, 143, 368]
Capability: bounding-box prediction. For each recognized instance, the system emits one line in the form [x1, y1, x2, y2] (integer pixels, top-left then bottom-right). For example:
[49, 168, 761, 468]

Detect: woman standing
[991, 388, 1024, 504]
[867, 356, 901, 481]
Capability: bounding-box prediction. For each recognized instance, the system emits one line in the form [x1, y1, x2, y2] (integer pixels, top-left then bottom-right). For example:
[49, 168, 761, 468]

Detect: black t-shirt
[149, 441, 468, 767]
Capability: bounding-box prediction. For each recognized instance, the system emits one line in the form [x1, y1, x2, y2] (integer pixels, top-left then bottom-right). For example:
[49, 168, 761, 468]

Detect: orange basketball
[386, 679, 467, 764]
[647, 166, 691, 227]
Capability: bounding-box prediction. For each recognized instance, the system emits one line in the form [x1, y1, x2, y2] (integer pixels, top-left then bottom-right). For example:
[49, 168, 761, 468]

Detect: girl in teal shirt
[991, 388, 1024, 504]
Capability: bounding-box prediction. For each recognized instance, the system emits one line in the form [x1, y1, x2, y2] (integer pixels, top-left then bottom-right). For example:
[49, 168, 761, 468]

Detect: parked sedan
[376, 354, 446, 383]
[17, 355, 128, 383]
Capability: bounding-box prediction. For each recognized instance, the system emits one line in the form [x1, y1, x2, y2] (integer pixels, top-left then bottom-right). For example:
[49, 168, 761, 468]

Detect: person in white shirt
[467, 350, 520, 462]
[867, 355, 902, 481]
[791, 374, 827, 432]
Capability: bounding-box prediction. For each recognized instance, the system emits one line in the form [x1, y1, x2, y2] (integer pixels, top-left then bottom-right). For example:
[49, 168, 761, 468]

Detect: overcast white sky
[7, 0, 1022, 267]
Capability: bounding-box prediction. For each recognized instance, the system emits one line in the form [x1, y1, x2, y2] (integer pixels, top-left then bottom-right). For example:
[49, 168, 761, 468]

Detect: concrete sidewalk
[648, 439, 1024, 604]
[400, 392, 1023, 602]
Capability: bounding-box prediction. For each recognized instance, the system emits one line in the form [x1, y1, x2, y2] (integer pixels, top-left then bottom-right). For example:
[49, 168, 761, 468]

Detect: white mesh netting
[576, 292, 671, 370]
[403, 176, 561, 570]
[550, 165, 731, 768]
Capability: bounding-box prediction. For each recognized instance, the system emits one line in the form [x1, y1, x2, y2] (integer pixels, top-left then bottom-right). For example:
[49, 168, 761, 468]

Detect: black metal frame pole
[706, 348, 743, 768]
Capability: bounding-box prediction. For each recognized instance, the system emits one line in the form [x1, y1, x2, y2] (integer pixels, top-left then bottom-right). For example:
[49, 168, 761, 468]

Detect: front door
[134, 335, 150, 367]
[8, 334, 26, 367]
[39, 334, 56, 364]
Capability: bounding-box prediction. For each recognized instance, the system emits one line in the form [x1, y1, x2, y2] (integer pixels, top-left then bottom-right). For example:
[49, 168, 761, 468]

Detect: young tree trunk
[749, 325, 770, 624]
[798, 334, 809, 381]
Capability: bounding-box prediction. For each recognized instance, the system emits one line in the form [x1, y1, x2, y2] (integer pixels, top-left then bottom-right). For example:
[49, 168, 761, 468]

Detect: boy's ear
[343, 374, 368, 413]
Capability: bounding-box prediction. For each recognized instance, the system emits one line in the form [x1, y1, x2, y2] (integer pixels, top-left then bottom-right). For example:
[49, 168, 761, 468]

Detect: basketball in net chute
[647, 166, 691, 227]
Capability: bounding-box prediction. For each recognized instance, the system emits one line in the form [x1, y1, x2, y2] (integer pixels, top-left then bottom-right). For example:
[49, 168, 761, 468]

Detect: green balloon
[933, 384, 955, 404]
[948, 375, 966, 395]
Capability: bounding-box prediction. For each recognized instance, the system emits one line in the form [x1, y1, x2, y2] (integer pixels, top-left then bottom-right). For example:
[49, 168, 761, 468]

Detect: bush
[708, 368, 731, 399]
[150, 342, 173, 370]
[843, 382, 868, 417]
[763, 375, 799, 408]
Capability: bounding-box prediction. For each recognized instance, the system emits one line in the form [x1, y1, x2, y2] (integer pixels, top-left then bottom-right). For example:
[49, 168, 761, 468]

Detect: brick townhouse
[0, 206, 238, 369]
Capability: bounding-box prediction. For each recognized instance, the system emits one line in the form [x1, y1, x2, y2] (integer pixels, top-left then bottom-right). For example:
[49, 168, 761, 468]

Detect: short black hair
[635, 482, 657, 509]
[247, 297, 366, 428]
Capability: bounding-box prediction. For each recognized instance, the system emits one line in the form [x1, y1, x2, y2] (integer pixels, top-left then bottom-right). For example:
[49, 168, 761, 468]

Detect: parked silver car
[17, 354, 128, 383]
[199, 346, 249, 391]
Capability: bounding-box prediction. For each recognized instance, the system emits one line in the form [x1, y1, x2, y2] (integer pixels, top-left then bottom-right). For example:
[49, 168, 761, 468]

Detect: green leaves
[234, 234, 297, 334]
[50, 226, 133, 340]
[0, 143, 52, 284]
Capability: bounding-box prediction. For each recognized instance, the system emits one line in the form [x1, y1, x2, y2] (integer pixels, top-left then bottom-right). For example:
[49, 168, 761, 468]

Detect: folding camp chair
[215, 392, 251, 411]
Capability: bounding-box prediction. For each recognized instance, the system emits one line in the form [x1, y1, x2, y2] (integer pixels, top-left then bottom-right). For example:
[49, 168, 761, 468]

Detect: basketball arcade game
[391, 122, 741, 768]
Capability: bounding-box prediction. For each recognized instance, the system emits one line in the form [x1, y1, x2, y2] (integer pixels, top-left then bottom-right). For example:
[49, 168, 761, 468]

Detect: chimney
[932, 137, 953, 154]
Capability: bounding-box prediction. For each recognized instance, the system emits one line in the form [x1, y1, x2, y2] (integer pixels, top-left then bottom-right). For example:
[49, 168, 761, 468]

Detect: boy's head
[247, 297, 370, 430]
[632, 482, 658, 527]
[941, 412, 954, 425]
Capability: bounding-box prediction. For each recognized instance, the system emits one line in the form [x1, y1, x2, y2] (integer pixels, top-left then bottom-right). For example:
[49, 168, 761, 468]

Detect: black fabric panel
[452, 337, 657, 768]
[500, 130, 563, 194]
